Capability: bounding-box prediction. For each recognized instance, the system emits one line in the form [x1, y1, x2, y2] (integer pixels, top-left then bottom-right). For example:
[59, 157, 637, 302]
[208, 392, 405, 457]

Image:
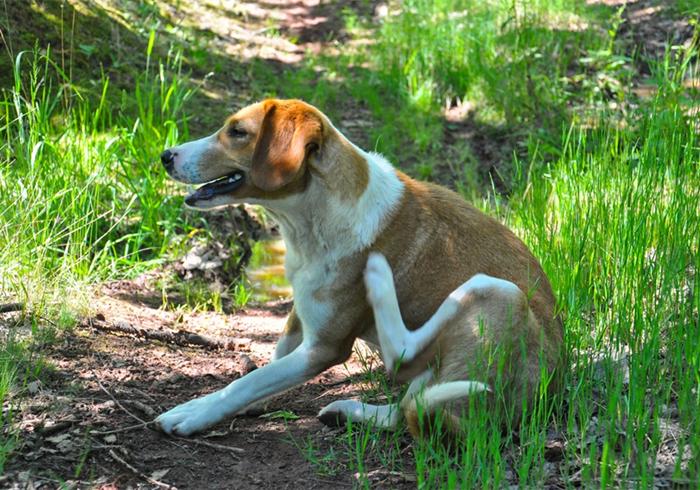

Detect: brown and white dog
[157, 99, 562, 438]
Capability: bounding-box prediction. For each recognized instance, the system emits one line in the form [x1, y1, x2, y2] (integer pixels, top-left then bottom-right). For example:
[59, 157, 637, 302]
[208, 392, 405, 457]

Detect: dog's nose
[160, 149, 175, 169]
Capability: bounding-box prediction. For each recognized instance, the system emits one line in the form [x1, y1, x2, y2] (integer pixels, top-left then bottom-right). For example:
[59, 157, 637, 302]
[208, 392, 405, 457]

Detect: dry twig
[94, 375, 151, 427]
[91, 373, 243, 456]
[0, 302, 23, 314]
[108, 449, 177, 489]
[173, 436, 244, 455]
[91, 422, 154, 436]
[84, 317, 243, 351]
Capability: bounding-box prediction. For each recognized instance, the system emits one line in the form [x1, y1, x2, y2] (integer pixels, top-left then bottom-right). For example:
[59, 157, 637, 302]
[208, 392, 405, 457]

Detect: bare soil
[3, 281, 415, 489]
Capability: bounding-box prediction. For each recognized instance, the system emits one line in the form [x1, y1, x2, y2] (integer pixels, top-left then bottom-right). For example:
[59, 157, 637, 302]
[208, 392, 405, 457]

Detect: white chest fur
[285, 243, 336, 336]
[269, 147, 405, 339]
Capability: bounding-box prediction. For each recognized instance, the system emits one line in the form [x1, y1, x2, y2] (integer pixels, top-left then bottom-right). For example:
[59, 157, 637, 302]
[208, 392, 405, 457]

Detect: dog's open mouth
[185, 171, 245, 205]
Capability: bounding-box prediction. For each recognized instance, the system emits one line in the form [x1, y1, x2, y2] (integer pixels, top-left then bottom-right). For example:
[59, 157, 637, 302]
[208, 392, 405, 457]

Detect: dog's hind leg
[318, 400, 400, 429]
[363, 252, 523, 374]
[317, 368, 434, 429]
[401, 380, 490, 438]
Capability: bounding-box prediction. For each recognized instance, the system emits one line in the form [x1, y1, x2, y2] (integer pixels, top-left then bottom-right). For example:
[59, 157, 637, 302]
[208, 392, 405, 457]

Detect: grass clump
[0, 42, 193, 313]
[510, 98, 700, 485]
[292, 0, 663, 199]
[0, 40, 197, 468]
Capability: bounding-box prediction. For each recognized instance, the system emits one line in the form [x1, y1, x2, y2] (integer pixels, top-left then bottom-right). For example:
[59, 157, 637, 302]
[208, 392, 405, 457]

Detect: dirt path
[4, 281, 414, 488]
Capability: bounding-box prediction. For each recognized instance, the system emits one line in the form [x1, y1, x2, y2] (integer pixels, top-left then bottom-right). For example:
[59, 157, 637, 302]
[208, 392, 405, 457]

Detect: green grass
[0, 42, 194, 305]
[401, 89, 700, 487]
[1, 0, 699, 485]
[312, 0, 631, 183]
[0, 342, 19, 473]
[0, 39, 197, 471]
[292, 2, 700, 487]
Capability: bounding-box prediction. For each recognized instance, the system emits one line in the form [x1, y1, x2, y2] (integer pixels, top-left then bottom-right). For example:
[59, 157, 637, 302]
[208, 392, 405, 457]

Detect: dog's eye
[227, 126, 248, 138]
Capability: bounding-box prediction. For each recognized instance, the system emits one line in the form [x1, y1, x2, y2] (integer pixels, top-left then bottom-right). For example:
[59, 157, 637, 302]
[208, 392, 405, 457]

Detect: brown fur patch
[251, 101, 323, 192]
[203, 99, 369, 202]
[312, 134, 369, 200]
[305, 169, 561, 438]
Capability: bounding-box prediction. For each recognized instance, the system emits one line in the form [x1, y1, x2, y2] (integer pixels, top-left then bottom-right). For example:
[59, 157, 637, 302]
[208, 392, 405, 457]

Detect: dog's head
[162, 99, 327, 209]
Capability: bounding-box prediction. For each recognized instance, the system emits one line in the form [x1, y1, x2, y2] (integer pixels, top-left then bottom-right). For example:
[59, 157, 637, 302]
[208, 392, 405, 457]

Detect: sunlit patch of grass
[0, 38, 199, 471]
[0, 43, 195, 307]
[306, 0, 643, 190]
[332, 103, 699, 486]
[317, 24, 700, 487]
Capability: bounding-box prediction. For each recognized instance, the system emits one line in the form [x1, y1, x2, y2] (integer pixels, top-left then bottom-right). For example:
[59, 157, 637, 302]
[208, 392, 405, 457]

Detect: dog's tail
[403, 381, 490, 439]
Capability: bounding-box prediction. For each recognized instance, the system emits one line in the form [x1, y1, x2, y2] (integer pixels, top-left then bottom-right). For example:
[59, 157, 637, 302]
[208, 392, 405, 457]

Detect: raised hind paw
[364, 252, 397, 307]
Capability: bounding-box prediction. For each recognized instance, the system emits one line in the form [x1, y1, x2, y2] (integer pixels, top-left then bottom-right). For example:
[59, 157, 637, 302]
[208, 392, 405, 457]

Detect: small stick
[130, 387, 156, 402]
[91, 422, 154, 436]
[108, 449, 177, 489]
[320, 377, 353, 388]
[93, 374, 150, 427]
[37, 420, 74, 435]
[92, 374, 243, 456]
[173, 436, 245, 455]
[84, 317, 241, 351]
[311, 389, 336, 402]
[126, 399, 158, 419]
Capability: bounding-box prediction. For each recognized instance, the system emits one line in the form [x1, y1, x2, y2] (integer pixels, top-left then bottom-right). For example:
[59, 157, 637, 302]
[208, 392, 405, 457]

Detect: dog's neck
[265, 141, 404, 267]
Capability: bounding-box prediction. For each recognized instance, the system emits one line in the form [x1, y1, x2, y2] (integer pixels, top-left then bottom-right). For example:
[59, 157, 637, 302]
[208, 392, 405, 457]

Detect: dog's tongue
[185, 171, 245, 205]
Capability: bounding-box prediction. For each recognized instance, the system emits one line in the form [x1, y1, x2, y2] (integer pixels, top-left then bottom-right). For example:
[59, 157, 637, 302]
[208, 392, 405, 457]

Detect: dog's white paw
[364, 252, 396, 306]
[317, 400, 351, 427]
[156, 392, 226, 436]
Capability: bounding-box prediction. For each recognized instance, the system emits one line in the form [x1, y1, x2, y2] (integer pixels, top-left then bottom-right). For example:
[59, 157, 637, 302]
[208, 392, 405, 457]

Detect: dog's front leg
[273, 307, 303, 361]
[156, 342, 337, 436]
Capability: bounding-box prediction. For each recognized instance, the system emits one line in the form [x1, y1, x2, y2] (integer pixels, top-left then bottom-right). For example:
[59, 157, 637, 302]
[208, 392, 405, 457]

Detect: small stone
[27, 380, 41, 395]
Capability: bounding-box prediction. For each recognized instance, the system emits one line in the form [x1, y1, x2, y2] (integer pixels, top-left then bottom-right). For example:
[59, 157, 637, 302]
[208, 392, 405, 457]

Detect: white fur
[365, 253, 523, 374]
[452, 274, 522, 301]
[317, 369, 433, 429]
[169, 134, 219, 183]
[414, 381, 491, 408]
[342, 150, 405, 252]
[157, 341, 326, 435]
[262, 147, 405, 337]
[318, 400, 400, 428]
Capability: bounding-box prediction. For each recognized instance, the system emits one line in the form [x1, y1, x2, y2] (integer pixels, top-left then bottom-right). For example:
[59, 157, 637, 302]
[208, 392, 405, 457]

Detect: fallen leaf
[45, 433, 71, 445]
[150, 469, 170, 481]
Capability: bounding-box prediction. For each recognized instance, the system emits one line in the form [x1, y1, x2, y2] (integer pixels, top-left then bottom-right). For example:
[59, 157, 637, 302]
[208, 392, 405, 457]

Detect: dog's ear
[251, 102, 322, 192]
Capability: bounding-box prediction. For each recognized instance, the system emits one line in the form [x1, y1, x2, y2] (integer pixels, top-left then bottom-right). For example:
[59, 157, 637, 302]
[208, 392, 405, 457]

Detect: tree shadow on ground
[8, 329, 399, 488]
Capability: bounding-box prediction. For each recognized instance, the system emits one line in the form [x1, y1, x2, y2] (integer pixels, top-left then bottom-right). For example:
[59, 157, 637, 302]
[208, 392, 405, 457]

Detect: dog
[157, 98, 562, 438]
